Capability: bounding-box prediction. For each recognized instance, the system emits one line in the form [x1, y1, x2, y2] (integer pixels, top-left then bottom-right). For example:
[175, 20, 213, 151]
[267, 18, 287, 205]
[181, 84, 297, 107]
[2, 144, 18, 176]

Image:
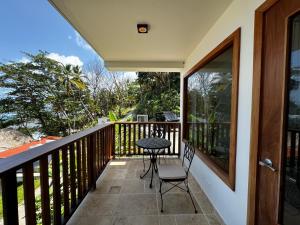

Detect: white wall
[180, 0, 265, 224]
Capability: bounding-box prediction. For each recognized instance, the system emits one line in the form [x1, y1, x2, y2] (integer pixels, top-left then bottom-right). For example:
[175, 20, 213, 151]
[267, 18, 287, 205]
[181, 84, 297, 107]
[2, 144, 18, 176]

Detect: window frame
[183, 28, 241, 190]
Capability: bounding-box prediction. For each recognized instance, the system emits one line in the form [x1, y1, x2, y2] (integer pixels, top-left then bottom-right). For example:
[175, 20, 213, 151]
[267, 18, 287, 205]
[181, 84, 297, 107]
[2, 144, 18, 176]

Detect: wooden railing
[0, 122, 181, 225]
[114, 122, 181, 157]
[0, 123, 114, 225]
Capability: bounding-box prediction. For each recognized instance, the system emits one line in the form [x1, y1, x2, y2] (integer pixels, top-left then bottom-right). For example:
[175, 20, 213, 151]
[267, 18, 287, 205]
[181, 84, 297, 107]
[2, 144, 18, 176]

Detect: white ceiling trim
[105, 61, 184, 72]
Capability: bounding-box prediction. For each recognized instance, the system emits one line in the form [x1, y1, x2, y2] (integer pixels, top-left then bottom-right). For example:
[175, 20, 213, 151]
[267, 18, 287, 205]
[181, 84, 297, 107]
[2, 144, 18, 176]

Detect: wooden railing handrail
[0, 123, 112, 175]
[114, 121, 180, 124]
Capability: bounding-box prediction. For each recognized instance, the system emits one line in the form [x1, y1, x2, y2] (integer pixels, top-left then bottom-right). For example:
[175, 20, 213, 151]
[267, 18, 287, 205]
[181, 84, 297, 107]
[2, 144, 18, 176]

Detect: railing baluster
[168, 124, 171, 154]
[52, 151, 62, 225]
[123, 124, 127, 155]
[23, 163, 37, 225]
[112, 124, 115, 159]
[138, 123, 141, 154]
[88, 134, 96, 190]
[173, 124, 176, 154]
[143, 124, 146, 139]
[87, 135, 92, 189]
[62, 146, 70, 220]
[178, 124, 181, 156]
[97, 131, 101, 173]
[118, 123, 121, 157]
[82, 138, 87, 194]
[133, 123, 136, 155]
[77, 140, 83, 200]
[100, 131, 105, 167]
[128, 123, 132, 155]
[103, 128, 106, 165]
[70, 143, 76, 210]
[148, 123, 151, 138]
[2, 170, 19, 225]
[40, 156, 51, 225]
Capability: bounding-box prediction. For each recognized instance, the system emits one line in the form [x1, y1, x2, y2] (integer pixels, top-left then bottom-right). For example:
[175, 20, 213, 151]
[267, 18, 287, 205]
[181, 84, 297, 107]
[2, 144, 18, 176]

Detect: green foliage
[108, 111, 118, 122]
[0, 53, 180, 137]
[133, 72, 180, 119]
[0, 52, 96, 136]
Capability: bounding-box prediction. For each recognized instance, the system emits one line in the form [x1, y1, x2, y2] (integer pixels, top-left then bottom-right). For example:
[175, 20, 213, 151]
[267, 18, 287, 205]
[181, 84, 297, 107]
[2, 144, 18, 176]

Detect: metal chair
[142, 124, 166, 171]
[158, 142, 197, 213]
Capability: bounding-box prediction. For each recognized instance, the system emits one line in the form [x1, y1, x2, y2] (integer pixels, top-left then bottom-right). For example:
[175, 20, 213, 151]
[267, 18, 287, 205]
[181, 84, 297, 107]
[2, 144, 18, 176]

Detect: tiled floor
[67, 158, 225, 225]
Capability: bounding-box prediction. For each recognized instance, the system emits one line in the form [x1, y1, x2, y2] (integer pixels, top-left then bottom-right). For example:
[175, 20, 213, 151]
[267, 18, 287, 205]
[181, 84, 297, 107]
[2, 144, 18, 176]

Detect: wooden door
[251, 0, 300, 225]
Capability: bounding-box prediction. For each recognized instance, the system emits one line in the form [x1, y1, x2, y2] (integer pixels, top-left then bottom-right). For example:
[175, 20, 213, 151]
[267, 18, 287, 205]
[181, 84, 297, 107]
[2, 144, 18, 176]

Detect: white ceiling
[49, 0, 233, 71]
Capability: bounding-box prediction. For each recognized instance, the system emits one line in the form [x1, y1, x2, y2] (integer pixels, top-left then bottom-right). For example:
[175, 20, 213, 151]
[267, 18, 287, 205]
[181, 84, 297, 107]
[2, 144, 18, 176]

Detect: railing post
[23, 163, 37, 225]
[1, 170, 19, 225]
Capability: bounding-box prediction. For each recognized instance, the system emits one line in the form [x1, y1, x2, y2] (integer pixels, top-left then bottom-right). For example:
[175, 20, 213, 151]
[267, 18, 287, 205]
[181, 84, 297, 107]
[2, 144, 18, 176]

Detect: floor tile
[66, 158, 223, 225]
[115, 193, 158, 216]
[113, 215, 159, 225]
[159, 215, 176, 225]
[120, 179, 145, 193]
[158, 193, 201, 214]
[175, 214, 208, 225]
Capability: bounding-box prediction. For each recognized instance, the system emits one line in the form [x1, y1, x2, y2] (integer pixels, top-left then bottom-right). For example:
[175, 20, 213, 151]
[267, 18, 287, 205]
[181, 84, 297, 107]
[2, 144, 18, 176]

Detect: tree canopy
[0, 52, 180, 137]
[0, 52, 95, 137]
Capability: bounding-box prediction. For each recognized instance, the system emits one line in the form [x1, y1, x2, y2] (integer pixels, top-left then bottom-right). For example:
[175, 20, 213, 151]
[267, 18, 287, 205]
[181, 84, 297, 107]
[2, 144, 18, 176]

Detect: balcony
[67, 158, 224, 225]
[0, 122, 226, 225]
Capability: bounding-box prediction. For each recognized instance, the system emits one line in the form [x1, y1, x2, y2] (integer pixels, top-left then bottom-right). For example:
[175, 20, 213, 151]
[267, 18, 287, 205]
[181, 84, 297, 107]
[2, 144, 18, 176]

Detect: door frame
[247, 0, 282, 225]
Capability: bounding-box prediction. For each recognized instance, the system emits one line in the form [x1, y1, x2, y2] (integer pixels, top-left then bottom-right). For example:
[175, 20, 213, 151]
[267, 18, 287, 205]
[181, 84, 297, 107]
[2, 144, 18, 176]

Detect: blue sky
[0, 0, 99, 65]
[0, 0, 136, 98]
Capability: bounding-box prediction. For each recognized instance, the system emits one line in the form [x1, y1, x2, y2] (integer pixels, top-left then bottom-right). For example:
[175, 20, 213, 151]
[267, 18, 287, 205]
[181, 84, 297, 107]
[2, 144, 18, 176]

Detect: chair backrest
[182, 142, 195, 175]
[151, 124, 166, 138]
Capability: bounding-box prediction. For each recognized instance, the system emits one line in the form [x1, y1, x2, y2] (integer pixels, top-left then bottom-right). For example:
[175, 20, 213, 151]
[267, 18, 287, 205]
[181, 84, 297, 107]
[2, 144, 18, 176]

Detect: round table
[137, 137, 171, 188]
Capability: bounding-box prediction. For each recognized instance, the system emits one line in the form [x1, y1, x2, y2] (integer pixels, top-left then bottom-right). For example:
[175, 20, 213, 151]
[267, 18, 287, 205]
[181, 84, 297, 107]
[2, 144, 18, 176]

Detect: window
[183, 28, 240, 190]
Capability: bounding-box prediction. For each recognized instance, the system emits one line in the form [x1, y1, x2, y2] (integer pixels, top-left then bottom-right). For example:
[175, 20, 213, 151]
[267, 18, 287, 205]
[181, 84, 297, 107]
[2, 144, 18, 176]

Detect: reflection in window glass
[284, 13, 300, 225]
[187, 47, 233, 172]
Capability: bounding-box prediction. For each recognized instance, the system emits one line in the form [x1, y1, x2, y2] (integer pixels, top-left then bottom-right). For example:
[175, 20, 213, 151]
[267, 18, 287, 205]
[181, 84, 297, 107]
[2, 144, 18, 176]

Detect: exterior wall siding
[180, 0, 265, 224]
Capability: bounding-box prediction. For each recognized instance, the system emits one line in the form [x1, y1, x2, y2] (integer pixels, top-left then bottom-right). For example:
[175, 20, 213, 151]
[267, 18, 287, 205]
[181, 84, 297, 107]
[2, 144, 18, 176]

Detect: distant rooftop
[0, 136, 61, 158]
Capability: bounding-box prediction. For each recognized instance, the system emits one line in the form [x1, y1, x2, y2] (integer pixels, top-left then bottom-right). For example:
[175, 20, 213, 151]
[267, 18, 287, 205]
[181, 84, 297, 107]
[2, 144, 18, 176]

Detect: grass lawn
[0, 179, 40, 219]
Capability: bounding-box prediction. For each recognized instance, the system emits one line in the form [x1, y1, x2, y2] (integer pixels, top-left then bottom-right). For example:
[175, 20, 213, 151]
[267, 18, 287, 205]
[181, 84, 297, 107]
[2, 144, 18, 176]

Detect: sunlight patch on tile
[110, 161, 127, 166]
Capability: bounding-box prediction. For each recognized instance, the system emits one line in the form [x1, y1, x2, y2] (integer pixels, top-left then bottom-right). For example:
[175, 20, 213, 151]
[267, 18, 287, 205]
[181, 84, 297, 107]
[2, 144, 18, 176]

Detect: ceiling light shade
[137, 24, 148, 33]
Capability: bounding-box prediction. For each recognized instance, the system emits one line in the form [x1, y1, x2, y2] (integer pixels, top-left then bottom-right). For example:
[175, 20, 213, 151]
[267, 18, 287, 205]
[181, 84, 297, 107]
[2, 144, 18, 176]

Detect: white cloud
[19, 57, 30, 63]
[75, 31, 95, 52]
[124, 72, 137, 81]
[47, 53, 83, 67]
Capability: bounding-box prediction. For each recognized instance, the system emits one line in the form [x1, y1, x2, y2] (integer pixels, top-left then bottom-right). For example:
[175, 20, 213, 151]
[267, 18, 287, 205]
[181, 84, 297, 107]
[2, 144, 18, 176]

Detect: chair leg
[185, 181, 197, 213]
[159, 179, 164, 212]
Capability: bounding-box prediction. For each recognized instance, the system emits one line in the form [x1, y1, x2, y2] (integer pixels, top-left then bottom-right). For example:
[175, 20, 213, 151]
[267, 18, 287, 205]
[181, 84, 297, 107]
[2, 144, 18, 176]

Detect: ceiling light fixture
[137, 24, 149, 33]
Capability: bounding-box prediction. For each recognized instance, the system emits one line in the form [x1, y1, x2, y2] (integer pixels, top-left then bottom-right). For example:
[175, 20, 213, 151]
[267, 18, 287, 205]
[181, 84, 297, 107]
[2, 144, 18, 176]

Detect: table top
[137, 137, 171, 149]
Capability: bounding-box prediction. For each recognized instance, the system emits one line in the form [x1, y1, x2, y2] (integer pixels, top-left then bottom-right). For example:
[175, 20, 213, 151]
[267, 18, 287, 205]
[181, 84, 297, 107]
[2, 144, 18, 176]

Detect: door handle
[259, 158, 277, 172]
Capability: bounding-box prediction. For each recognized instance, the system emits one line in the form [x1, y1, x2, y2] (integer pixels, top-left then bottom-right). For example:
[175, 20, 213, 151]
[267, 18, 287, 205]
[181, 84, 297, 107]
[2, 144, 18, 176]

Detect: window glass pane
[284, 13, 300, 225]
[187, 46, 233, 172]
